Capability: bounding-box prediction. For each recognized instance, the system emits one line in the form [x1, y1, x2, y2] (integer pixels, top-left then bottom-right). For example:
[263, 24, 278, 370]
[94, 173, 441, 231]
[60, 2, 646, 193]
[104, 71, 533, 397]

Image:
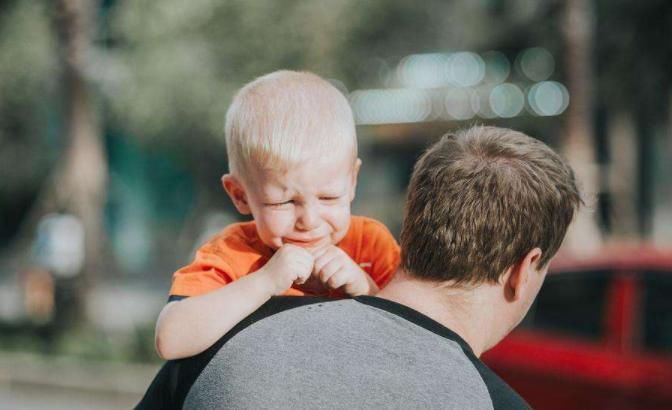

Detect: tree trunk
[652, 92, 672, 244]
[561, 0, 603, 253]
[607, 112, 638, 240]
[46, 0, 107, 325]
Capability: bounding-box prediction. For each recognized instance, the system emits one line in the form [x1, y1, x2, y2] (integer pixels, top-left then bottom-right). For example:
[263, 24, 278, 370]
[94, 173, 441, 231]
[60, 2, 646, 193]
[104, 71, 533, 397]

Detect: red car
[482, 246, 672, 410]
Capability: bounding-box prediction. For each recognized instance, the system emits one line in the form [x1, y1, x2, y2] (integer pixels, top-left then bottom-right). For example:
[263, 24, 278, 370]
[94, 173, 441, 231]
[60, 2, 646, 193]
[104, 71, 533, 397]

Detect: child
[155, 70, 400, 360]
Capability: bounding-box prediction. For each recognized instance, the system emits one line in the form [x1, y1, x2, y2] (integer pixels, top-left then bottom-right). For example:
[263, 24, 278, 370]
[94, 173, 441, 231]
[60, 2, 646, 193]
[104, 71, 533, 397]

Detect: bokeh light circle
[528, 81, 569, 116]
[444, 88, 477, 120]
[517, 47, 555, 81]
[398, 53, 450, 88]
[482, 51, 511, 84]
[489, 83, 525, 118]
[448, 52, 485, 87]
[350, 89, 431, 124]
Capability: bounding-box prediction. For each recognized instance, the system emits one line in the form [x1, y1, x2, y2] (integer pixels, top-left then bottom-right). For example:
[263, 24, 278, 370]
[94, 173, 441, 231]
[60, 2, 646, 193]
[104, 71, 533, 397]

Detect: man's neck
[376, 271, 501, 357]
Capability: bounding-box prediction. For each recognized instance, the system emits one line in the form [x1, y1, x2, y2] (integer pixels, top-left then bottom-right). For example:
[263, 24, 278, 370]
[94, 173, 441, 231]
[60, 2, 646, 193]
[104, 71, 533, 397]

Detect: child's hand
[258, 244, 314, 296]
[312, 245, 375, 296]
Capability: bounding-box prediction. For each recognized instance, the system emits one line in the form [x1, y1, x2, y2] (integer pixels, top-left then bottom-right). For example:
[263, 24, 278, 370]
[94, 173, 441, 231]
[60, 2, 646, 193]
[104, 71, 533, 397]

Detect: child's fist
[260, 244, 314, 295]
[312, 245, 374, 296]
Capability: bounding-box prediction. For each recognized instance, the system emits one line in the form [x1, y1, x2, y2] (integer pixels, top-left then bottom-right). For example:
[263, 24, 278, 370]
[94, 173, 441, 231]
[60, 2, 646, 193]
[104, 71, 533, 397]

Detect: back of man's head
[401, 126, 582, 285]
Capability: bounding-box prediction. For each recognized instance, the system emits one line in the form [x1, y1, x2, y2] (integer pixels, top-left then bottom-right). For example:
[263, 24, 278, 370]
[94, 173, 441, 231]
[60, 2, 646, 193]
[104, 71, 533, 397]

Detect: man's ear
[221, 174, 251, 215]
[349, 158, 362, 201]
[502, 248, 543, 302]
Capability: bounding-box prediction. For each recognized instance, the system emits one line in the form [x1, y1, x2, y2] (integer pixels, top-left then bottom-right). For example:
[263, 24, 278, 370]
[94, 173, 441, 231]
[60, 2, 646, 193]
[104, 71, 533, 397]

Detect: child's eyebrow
[262, 193, 291, 202]
[321, 182, 347, 192]
[261, 183, 291, 197]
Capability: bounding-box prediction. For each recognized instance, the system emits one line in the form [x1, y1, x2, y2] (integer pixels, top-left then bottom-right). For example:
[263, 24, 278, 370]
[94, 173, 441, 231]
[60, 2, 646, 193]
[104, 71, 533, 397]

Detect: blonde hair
[224, 70, 357, 179]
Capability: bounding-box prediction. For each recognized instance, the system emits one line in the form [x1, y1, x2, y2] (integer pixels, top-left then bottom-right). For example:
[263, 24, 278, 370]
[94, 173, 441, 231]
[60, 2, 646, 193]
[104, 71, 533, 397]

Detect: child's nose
[296, 204, 320, 231]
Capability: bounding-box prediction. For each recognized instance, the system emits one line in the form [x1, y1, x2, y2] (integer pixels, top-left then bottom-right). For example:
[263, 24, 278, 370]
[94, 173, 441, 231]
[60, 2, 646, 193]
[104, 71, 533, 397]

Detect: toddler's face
[229, 153, 360, 251]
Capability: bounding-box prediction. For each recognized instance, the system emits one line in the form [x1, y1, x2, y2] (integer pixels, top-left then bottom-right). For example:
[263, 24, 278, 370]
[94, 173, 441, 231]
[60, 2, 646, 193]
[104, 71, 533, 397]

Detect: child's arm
[311, 246, 379, 296]
[155, 244, 314, 360]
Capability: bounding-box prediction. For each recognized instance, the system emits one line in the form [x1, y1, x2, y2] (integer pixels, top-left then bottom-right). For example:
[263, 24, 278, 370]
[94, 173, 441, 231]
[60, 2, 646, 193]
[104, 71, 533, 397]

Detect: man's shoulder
[184, 296, 526, 409]
[212, 296, 333, 349]
[136, 296, 331, 409]
[138, 296, 530, 409]
[245, 296, 332, 323]
[469, 358, 531, 409]
[355, 297, 529, 409]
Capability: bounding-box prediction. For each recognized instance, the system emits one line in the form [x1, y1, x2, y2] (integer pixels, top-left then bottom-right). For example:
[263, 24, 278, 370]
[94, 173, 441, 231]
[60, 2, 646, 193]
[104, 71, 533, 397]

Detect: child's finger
[319, 258, 341, 284]
[327, 269, 349, 290]
[308, 244, 331, 260]
[313, 249, 337, 275]
[293, 276, 307, 285]
[296, 266, 312, 283]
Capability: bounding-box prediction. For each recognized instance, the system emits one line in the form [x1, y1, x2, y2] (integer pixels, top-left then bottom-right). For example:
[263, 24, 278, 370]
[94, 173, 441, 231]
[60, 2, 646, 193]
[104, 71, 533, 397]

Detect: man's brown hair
[400, 126, 582, 284]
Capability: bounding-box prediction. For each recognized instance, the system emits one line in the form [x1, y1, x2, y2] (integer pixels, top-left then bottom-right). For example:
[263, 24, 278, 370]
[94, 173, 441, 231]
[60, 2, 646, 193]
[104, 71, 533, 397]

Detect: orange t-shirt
[169, 216, 400, 298]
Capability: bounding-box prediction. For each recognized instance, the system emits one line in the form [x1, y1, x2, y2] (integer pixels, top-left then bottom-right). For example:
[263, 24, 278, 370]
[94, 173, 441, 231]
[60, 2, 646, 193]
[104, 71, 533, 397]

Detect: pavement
[0, 351, 160, 409]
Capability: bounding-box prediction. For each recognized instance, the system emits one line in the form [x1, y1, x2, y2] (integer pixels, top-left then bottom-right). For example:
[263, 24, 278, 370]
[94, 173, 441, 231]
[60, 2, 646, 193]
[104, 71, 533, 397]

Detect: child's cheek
[329, 204, 352, 232]
[263, 210, 294, 237]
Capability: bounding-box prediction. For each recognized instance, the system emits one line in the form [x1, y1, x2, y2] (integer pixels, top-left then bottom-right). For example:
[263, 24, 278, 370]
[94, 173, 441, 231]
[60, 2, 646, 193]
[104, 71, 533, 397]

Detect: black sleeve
[471, 359, 531, 410]
[135, 296, 330, 409]
[135, 360, 182, 410]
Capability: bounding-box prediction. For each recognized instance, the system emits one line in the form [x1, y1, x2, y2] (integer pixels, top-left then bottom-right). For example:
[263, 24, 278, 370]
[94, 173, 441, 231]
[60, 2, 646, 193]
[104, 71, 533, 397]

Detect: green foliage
[0, 2, 58, 241]
[0, 321, 161, 363]
[55, 324, 160, 363]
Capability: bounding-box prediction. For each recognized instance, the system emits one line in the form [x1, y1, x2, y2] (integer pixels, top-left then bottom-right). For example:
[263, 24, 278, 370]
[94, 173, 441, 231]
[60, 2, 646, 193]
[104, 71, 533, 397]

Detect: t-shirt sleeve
[169, 243, 236, 298]
[360, 218, 401, 289]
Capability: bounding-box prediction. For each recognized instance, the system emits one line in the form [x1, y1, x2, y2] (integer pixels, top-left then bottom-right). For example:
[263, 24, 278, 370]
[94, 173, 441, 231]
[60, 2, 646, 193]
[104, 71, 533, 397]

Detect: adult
[137, 126, 581, 409]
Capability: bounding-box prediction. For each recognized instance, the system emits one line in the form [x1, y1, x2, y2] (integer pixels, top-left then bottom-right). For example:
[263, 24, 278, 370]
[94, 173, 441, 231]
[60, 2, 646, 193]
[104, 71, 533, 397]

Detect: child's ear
[221, 174, 251, 215]
[349, 158, 362, 200]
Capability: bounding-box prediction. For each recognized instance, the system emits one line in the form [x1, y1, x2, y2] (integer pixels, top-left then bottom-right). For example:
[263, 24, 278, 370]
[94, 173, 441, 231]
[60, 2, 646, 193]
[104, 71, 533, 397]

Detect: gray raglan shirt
[138, 296, 530, 410]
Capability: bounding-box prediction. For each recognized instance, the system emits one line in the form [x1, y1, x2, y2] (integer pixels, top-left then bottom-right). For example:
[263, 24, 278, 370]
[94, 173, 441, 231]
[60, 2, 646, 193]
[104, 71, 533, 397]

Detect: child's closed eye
[265, 200, 294, 207]
[319, 194, 343, 202]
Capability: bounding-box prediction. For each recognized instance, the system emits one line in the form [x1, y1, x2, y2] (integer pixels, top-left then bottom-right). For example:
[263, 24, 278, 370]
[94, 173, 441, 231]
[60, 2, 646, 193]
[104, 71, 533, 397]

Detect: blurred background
[0, 0, 671, 408]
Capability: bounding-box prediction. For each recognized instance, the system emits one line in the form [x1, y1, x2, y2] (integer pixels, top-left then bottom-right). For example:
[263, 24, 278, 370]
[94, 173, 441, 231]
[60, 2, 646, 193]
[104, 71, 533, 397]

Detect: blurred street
[0, 352, 158, 409]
